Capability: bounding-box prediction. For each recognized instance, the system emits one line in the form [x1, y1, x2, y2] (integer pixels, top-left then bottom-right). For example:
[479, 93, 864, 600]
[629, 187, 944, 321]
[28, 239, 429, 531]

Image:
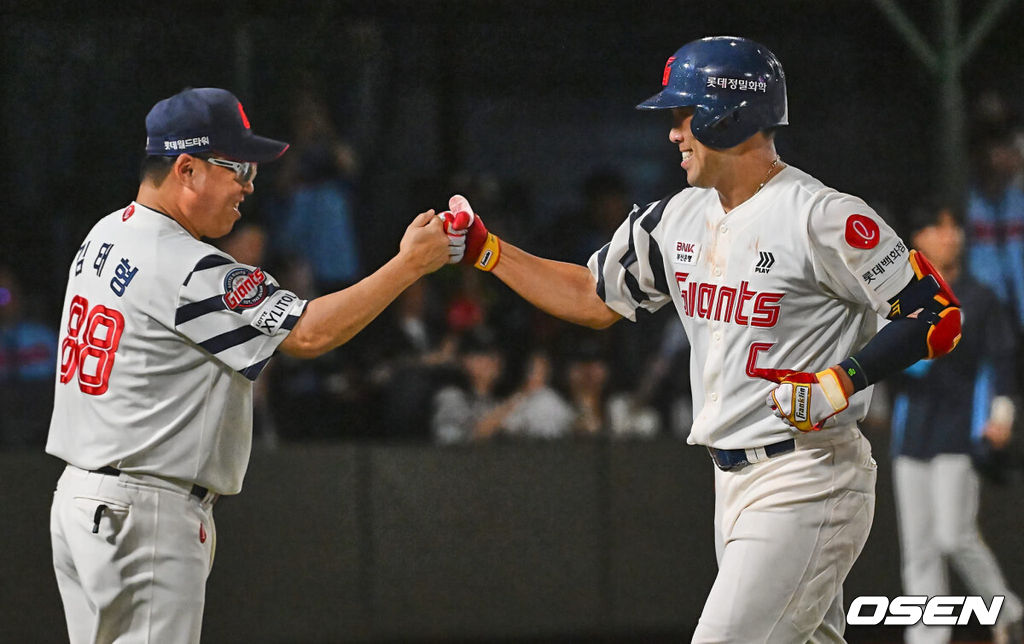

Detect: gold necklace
[757, 157, 782, 192]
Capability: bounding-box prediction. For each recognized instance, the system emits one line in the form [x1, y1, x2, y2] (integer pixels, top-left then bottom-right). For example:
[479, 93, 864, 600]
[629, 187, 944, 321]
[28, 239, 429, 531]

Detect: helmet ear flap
[693, 104, 746, 149]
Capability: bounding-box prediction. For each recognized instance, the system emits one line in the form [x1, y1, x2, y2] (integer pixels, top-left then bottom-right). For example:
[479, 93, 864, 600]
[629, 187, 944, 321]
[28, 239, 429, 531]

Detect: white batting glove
[437, 211, 467, 264]
[753, 367, 850, 432]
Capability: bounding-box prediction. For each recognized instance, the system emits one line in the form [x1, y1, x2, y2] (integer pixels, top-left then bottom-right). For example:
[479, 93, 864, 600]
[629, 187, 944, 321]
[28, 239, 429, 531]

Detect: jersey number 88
[59, 294, 125, 395]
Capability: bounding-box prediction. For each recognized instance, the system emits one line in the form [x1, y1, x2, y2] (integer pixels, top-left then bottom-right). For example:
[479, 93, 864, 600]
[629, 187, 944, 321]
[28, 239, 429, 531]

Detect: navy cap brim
[218, 133, 290, 163]
[636, 89, 697, 110]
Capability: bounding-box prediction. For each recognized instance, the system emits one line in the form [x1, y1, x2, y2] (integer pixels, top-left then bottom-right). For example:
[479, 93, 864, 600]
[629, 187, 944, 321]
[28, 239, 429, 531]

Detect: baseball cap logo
[237, 102, 251, 130]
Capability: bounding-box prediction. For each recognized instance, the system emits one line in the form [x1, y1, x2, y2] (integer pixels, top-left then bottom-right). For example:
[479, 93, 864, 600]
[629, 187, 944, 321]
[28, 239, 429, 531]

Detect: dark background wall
[4, 1, 1024, 305]
[3, 435, 1022, 643]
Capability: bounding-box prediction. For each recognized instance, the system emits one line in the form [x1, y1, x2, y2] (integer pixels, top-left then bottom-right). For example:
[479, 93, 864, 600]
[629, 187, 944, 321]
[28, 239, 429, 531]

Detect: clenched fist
[438, 194, 501, 271]
[400, 210, 451, 275]
[753, 367, 850, 432]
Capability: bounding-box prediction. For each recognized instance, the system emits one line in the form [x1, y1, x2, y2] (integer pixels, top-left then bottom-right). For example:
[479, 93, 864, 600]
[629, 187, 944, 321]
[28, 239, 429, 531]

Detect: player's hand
[437, 210, 468, 264]
[400, 210, 450, 275]
[442, 194, 501, 271]
[753, 367, 850, 432]
[983, 421, 1012, 450]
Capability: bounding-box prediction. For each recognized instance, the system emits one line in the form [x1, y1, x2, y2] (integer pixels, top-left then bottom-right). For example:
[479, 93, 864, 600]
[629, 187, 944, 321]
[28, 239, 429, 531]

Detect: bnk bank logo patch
[223, 267, 268, 310]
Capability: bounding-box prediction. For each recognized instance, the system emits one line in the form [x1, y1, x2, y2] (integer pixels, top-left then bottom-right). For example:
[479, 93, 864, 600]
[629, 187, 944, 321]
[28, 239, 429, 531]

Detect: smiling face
[178, 155, 255, 239]
[668, 107, 729, 189]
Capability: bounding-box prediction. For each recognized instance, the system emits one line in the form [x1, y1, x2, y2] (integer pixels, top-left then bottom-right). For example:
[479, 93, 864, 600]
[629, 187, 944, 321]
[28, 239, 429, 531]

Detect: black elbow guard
[890, 249, 961, 359]
[840, 250, 962, 391]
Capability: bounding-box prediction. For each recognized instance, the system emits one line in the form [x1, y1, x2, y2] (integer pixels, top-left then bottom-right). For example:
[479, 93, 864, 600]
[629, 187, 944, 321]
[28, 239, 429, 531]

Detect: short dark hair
[905, 197, 963, 239]
[139, 155, 177, 186]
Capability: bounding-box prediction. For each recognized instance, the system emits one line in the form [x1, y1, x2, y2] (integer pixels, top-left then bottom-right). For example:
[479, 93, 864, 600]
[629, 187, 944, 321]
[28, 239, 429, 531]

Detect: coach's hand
[400, 210, 451, 275]
[753, 367, 850, 432]
[440, 194, 501, 271]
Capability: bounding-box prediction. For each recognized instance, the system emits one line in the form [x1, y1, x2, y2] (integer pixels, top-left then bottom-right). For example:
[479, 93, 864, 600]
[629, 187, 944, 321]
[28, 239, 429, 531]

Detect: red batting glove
[752, 367, 850, 432]
[447, 194, 501, 271]
[437, 211, 468, 264]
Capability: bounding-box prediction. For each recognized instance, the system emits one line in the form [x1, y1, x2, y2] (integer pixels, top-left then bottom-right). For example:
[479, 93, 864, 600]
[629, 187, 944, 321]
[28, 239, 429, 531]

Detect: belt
[92, 466, 211, 500]
[708, 438, 795, 471]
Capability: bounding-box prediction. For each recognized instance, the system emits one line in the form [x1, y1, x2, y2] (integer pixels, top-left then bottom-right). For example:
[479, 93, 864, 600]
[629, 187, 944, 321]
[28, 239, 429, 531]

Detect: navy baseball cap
[145, 88, 289, 162]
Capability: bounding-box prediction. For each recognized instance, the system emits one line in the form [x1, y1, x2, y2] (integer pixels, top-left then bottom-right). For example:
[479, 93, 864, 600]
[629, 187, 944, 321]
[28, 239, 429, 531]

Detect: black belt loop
[708, 438, 796, 472]
[89, 466, 209, 500]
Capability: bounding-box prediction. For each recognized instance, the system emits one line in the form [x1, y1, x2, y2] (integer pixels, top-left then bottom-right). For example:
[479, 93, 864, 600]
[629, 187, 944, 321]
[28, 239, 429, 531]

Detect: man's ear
[174, 154, 198, 187]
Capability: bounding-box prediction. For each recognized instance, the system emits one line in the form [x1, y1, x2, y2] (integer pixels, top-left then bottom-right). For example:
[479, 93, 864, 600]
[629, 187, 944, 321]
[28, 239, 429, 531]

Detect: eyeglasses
[198, 155, 257, 185]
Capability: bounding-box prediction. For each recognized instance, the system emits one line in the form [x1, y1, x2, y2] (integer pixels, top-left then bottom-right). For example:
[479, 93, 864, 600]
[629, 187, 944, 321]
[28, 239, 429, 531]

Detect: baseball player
[441, 37, 962, 641]
[890, 204, 1023, 644]
[46, 87, 451, 643]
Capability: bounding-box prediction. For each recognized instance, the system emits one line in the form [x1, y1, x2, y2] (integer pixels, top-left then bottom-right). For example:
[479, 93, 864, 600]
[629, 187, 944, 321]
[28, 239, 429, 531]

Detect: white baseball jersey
[46, 202, 307, 494]
[589, 165, 914, 449]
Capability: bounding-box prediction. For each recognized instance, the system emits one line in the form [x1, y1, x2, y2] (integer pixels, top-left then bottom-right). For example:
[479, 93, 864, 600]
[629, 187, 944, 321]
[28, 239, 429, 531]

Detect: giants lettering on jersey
[222, 267, 268, 310]
[674, 272, 784, 328]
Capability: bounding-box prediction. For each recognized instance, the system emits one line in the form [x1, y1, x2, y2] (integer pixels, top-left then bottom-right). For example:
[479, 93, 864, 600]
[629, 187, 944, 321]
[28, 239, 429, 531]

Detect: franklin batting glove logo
[848, 595, 1003, 626]
[793, 384, 809, 423]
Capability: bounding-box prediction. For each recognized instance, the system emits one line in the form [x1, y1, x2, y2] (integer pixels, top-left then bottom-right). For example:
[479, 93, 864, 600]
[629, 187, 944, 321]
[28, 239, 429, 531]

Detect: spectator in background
[367, 280, 460, 440]
[430, 329, 579, 443]
[431, 330, 506, 444]
[624, 319, 692, 439]
[498, 350, 575, 440]
[0, 264, 57, 448]
[965, 124, 1024, 330]
[268, 89, 373, 440]
[562, 338, 611, 437]
[889, 203, 1023, 644]
[558, 334, 662, 439]
[274, 89, 363, 294]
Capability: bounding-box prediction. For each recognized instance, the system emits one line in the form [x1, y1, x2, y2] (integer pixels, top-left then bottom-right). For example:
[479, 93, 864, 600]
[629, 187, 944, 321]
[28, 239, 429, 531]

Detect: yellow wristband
[815, 367, 849, 413]
[474, 233, 501, 272]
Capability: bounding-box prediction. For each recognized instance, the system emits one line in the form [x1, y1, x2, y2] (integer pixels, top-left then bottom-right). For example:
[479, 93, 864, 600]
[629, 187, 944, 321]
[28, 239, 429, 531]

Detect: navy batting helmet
[637, 36, 788, 149]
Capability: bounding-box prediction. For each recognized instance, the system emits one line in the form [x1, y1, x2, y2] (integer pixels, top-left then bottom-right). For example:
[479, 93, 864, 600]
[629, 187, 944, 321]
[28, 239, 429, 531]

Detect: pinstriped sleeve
[174, 253, 308, 380]
[587, 198, 672, 322]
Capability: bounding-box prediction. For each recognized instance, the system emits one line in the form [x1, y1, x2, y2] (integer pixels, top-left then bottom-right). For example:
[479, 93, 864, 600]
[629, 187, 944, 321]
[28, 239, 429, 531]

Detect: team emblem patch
[845, 215, 880, 249]
[222, 267, 268, 310]
[122, 204, 135, 221]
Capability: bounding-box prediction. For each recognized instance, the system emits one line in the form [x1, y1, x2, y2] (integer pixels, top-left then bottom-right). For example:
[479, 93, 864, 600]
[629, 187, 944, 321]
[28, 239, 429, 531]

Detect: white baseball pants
[693, 427, 877, 643]
[50, 465, 217, 644]
[894, 454, 1023, 644]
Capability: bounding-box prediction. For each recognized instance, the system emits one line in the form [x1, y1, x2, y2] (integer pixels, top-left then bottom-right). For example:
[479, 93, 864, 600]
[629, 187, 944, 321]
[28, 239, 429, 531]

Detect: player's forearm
[280, 256, 421, 358]
[492, 243, 620, 329]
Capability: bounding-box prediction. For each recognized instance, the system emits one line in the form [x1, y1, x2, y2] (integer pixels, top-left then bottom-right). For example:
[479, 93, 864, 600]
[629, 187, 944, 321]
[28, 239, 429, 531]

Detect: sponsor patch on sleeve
[859, 241, 909, 287]
[222, 267, 268, 311]
[845, 214, 881, 249]
[250, 290, 300, 336]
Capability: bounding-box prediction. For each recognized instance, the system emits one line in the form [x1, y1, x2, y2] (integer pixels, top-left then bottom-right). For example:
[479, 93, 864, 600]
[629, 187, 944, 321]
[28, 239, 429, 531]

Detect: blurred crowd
[3, 89, 1024, 452]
